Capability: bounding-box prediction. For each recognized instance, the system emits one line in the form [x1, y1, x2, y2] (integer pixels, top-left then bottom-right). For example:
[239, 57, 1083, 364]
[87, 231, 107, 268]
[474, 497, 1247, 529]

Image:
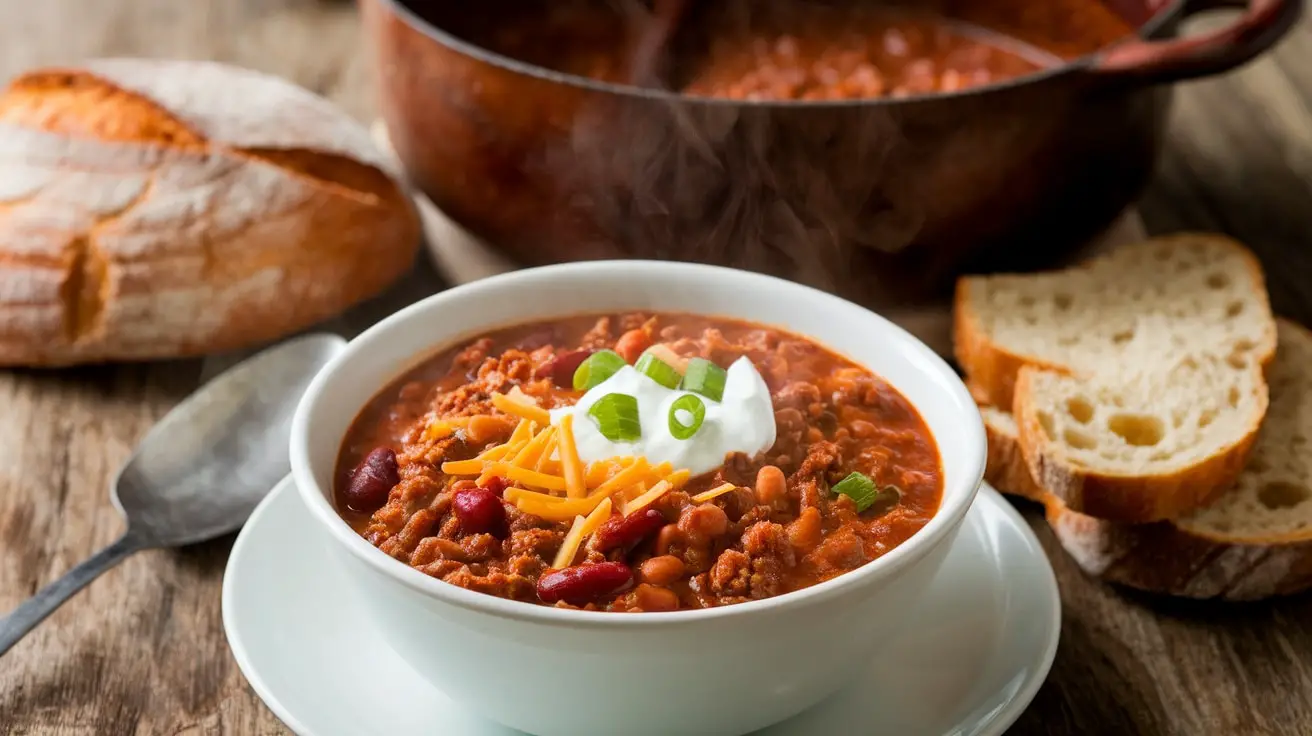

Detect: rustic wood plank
[1, 2, 1311, 735]
[0, 1, 374, 734]
[1011, 16, 1312, 736]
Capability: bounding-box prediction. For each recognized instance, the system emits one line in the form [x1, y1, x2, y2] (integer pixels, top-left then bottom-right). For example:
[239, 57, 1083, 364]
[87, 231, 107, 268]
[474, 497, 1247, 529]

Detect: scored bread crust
[1047, 499, 1312, 601]
[0, 60, 420, 366]
[953, 233, 1276, 409]
[1013, 363, 1267, 522]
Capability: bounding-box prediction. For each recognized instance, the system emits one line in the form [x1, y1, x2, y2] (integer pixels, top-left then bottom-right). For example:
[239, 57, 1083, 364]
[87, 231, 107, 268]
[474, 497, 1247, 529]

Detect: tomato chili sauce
[335, 313, 943, 612]
[678, 7, 1057, 101]
[445, 0, 1130, 101]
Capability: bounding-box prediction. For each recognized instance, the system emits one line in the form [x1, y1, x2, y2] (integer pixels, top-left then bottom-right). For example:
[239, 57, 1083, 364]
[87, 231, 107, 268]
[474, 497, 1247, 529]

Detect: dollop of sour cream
[549, 356, 777, 477]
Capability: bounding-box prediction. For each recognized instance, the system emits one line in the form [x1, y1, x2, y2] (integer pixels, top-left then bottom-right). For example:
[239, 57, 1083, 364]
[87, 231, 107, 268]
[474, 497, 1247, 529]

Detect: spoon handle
[0, 533, 144, 657]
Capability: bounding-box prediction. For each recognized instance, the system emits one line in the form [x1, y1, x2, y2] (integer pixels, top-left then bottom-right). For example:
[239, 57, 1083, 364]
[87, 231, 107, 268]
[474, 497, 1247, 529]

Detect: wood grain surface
[1, 1, 1311, 734]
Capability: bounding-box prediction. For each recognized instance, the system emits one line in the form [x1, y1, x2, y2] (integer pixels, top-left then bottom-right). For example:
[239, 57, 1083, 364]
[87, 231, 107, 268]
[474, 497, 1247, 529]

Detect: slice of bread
[1047, 320, 1312, 601]
[1014, 355, 1268, 522]
[979, 404, 1046, 503]
[954, 233, 1276, 409]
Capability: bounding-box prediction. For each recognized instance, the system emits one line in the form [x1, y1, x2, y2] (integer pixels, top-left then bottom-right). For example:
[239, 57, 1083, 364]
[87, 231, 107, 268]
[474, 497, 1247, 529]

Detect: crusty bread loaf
[1014, 355, 1267, 522]
[0, 59, 420, 366]
[1047, 320, 1312, 601]
[979, 404, 1046, 503]
[954, 233, 1276, 409]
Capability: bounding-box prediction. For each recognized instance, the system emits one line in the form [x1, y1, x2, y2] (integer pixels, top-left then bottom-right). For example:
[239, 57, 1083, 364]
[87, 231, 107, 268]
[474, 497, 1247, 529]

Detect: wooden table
[2, 1, 1311, 733]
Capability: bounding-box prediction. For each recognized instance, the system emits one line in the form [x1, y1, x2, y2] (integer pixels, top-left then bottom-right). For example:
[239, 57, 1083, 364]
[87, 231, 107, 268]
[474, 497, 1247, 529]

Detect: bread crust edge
[1047, 499, 1312, 601]
[1013, 365, 1268, 523]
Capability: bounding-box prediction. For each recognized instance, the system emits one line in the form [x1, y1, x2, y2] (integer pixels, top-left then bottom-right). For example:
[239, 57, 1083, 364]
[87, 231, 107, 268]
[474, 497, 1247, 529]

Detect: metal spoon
[0, 333, 347, 656]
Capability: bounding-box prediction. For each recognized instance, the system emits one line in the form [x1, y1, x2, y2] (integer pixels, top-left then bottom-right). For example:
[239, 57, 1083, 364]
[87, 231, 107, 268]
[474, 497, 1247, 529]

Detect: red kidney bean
[535, 349, 593, 388]
[593, 509, 665, 554]
[345, 447, 399, 511]
[537, 562, 633, 604]
[453, 488, 508, 537]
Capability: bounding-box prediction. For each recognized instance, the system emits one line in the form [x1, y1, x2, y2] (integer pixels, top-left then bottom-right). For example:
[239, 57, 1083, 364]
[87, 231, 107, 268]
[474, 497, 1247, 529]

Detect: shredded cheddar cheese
[509, 475, 633, 519]
[553, 515, 588, 569]
[422, 416, 475, 442]
[440, 459, 484, 475]
[666, 469, 692, 489]
[506, 385, 537, 406]
[479, 463, 567, 492]
[623, 480, 672, 516]
[422, 423, 455, 442]
[475, 440, 519, 462]
[512, 425, 556, 468]
[647, 461, 674, 484]
[492, 392, 551, 426]
[580, 497, 613, 537]
[691, 483, 738, 504]
[590, 457, 652, 499]
[509, 418, 536, 445]
[515, 498, 594, 521]
[432, 401, 697, 529]
[535, 433, 560, 474]
[622, 481, 647, 502]
[558, 414, 586, 498]
[551, 498, 614, 569]
[506, 487, 568, 505]
[585, 460, 617, 489]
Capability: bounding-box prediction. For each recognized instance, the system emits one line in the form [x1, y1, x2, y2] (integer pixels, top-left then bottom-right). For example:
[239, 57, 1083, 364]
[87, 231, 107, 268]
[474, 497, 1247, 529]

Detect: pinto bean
[638, 555, 686, 586]
[537, 562, 633, 604]
[678, 504, 729, 541]
[632, 584, 680, 612]
[787, 506, 823, 552]
[345, 447, 399, 511]
[654, 524, 683, 556]
[593, 509, 665, 554]
[754, 465, 787, 506]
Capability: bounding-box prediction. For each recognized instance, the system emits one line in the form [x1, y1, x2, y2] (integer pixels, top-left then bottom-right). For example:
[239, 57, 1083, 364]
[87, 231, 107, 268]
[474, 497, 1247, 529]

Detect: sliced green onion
[832, 472, 881, 513]
[680, 358, 727, 402]
[668, 394, 706, 440]
[635, 352, 682, 389]
[573, 350, 626, 391]
[588, 393, 641, 442]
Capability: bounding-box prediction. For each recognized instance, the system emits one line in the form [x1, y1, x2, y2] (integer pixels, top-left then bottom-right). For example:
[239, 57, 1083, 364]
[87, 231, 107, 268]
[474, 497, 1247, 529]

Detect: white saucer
[223, 478, 1060, 736]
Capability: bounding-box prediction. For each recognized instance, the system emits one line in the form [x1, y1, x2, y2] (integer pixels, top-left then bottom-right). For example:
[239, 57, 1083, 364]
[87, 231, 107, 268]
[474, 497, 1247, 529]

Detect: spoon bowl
[0, 332, 347, 657]
[114, 333, 348, 547]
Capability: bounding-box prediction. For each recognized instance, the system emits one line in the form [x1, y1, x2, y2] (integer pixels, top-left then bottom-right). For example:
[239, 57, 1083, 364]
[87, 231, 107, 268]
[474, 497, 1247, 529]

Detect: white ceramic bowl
[291, 261, 986, 736]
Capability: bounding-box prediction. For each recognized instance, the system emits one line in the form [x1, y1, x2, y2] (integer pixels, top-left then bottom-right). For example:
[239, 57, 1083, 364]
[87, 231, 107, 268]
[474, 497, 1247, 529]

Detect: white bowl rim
[291, 260, 986, 628]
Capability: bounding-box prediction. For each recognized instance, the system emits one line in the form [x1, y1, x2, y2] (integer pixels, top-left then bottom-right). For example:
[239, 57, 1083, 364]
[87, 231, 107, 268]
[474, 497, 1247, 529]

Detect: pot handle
[1092, 0, 1302, 82]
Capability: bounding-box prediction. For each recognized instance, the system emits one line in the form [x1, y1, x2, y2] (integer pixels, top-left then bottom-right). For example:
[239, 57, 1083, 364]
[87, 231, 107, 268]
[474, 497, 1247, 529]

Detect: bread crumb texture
[1180, 321, 1312, 541]
[957, 234, 1276, 408]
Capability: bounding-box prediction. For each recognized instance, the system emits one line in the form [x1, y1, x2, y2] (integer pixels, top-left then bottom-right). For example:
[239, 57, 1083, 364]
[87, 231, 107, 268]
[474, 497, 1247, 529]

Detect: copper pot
[363, 0, 1301, 309]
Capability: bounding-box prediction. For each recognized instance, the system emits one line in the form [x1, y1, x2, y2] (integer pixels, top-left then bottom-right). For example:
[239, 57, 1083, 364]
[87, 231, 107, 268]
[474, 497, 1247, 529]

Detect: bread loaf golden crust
[0, 59, 420, 365]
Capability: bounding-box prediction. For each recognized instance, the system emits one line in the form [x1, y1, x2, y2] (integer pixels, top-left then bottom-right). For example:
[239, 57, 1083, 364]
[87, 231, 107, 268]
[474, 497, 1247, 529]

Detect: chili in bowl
[290, 261, 985, 736]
